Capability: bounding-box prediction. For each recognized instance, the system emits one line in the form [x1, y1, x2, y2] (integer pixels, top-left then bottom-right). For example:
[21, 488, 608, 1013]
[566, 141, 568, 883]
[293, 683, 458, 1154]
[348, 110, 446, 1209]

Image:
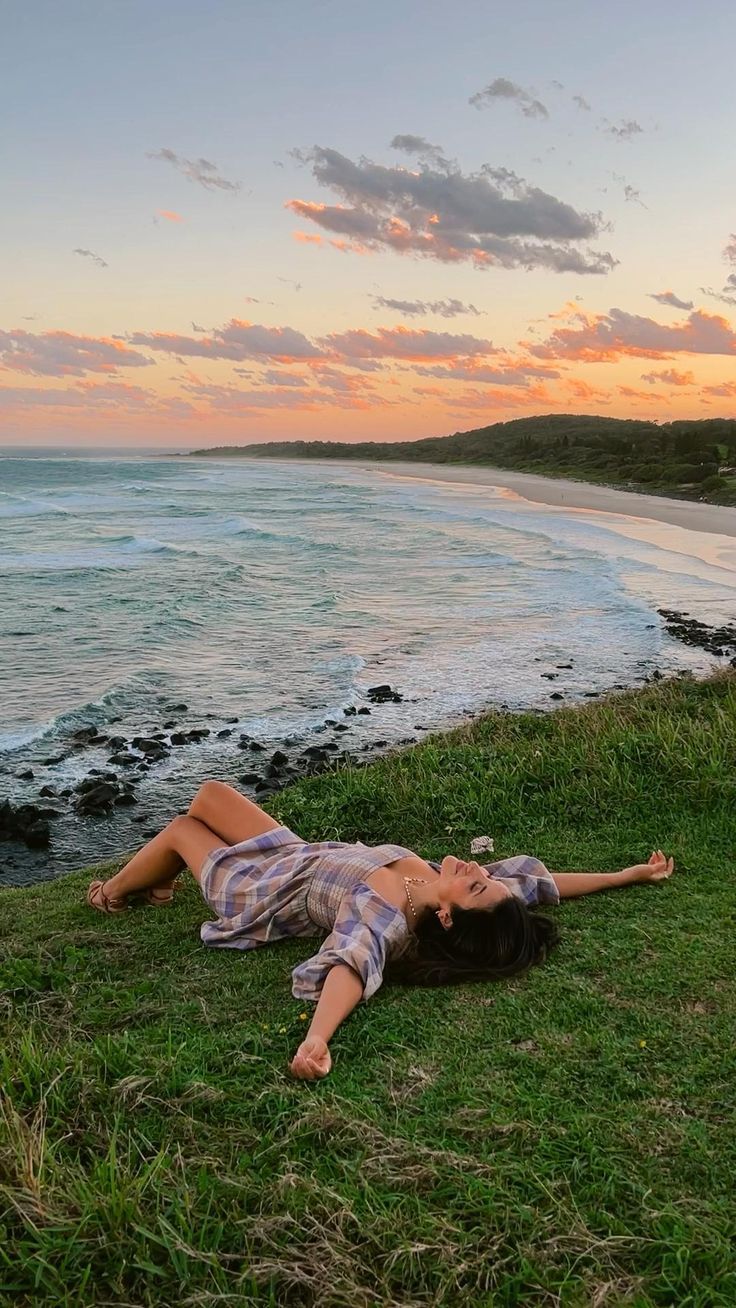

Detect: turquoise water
[1, 450, 734, 883]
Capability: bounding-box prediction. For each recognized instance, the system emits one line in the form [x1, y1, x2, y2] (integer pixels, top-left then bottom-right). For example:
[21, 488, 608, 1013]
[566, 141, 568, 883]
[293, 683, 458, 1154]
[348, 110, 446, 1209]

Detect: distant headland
[186, 413, 736, 507]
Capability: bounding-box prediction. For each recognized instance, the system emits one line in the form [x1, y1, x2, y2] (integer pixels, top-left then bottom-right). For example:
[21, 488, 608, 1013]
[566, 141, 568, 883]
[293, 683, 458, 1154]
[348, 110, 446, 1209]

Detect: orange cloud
[563, 378, 611, 401]
[640, 368, 695, 386]
[158, 210, 183, 223]
[293, 231, 323, 244]
[526, 308, 736, 363]
[617, 386, 660, 402]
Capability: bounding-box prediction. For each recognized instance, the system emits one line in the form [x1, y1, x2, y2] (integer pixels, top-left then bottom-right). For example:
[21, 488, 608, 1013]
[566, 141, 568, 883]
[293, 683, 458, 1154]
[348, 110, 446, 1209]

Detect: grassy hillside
[2, 673, 735, 1306]
[189, 412, 736, 506]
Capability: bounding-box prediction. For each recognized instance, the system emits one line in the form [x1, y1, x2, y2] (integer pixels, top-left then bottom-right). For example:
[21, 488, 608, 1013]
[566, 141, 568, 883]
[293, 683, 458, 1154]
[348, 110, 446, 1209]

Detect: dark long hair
[384, 897, 559, 988]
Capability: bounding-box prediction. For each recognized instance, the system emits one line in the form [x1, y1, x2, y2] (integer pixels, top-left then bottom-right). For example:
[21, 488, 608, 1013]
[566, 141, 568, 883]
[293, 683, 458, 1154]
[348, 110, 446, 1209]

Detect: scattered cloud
[649, 290, 694, 311]
[525, 306, 736, 362]
[146, 147, 240, 193]
[157, 210, 183, 223]
[410, 359, 559, 384]
[703, 380, 736, 397]
[390, 134, 450, 168]
[260, 369, 309, 387]
[286, 145, 617, 275]
[0, 380, 193, 415]
[469, 78, 549, 119]
[601, 119, 644, 141]
[0, 329, 153, 377]
[572, 94, 591, 111]
[699, 285, 736, 308]
[73, 248, 108, 269]
[182, 381, 380, 412]
[723, 233, 736, 264]
[129, 319, 322, 363]
[319, 325, 497, 362]
[277, 276, 303, 291]
[617, 385, 659, 401]
[191, 322, 207, 333]
[640, 368, 695, 386]
[371, 296, 480, 318]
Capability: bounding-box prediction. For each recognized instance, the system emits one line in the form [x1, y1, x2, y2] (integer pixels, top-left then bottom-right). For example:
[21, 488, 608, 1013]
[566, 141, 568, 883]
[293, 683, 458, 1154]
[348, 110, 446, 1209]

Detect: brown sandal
[140, 885, 176, 907]
[87, 880, 129, 914]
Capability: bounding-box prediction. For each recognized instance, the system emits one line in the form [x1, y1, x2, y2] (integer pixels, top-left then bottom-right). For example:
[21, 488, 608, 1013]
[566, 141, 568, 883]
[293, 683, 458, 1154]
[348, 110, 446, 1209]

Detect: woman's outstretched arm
[551, 850, 674, 899]
[289, 963, 364, 1080]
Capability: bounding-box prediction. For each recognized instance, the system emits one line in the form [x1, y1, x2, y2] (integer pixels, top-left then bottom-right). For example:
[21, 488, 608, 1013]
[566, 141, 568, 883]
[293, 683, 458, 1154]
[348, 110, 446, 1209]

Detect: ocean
[2, 449, 735, 886]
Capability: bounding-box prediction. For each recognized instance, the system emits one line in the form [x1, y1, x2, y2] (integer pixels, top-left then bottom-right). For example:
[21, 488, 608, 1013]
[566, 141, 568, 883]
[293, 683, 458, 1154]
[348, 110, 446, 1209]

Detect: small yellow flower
[299, 1013, 308, 1021]
[279, 1025, 287, 1034]
[262, 1024, 269, 1030]
[639, 1040, 647, 1048]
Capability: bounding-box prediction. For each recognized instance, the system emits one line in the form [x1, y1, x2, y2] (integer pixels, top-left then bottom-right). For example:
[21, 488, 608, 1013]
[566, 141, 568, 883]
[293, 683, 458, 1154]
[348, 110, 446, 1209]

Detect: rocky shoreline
[2, 612, 734, 886]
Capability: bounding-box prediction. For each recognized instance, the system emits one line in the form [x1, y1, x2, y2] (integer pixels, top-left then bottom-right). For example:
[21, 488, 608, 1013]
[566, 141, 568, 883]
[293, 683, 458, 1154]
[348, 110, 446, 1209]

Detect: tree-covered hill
[188, 413, 736, 505]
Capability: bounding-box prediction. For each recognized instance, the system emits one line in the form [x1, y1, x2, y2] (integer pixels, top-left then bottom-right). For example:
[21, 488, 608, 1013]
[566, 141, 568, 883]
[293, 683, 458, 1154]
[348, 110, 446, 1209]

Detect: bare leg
[101, 815, 225, 900]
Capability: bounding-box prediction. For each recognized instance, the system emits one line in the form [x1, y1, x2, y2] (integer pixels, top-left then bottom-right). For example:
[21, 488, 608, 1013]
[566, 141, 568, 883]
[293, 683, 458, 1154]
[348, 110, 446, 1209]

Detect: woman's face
[437, 859, 514, 913]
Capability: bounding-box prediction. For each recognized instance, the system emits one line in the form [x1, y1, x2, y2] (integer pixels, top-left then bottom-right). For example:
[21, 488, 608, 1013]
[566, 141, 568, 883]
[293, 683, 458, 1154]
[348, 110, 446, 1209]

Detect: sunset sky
[2, 0, 735, 448]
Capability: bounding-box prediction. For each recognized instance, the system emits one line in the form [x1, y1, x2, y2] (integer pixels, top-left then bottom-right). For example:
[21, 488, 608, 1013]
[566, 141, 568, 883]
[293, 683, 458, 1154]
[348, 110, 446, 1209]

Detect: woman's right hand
[289, 1035, 332, 1080]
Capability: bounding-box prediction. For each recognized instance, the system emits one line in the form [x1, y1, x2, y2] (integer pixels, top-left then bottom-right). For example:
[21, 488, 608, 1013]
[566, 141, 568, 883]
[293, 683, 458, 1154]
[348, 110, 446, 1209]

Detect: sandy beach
[335, 461, 736, 539]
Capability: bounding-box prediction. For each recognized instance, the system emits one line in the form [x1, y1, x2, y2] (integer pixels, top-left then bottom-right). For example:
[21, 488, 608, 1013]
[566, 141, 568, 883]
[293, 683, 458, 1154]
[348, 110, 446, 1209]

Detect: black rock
[265, 763, 283, 778]
[75, 782, 120, 814]
[343, 706, 357, 716]
[303, 745, 328, 757]
[240, 772, 261, 784]
[550, 692, 564, 700]
[249, 742, 266, 752]
[324, 719, 338, 727]
[71, 726, 100, 743]
[42, 755, 66, 766]
[271, 750, 289, 765]
[541, 673, 558, 680]
[254, 780, 277, 794]
[556, 663, 574, 669]
[39, 785, 57, 797]
[17, 768, 34, 780]
[333, 724, 349, 732]
[25, 820, 51, 848]
[170, 733, 188, 745]
[170, 703, 189, 712]
[225, 716, 239, 724]
[114, 793, 137, 806]
[357, 707, 371, 715]
[107, 736, 126, 748]
[216, 728, 233, 738]
[583, 691, 599, 698]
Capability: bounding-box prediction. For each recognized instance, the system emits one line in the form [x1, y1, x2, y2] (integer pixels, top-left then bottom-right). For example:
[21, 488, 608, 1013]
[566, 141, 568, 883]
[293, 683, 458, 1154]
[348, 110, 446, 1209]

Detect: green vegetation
[2, 673, 735, 1305]
[189, 413, 736, 506]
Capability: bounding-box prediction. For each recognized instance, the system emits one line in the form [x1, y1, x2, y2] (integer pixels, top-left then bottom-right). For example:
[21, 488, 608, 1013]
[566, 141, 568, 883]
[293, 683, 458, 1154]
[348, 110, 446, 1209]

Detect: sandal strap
[87, 880, 127, 913]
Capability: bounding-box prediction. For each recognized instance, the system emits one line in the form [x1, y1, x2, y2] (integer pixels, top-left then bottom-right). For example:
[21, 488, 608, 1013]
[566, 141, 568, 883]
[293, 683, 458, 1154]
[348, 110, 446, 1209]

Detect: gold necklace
[403, 877, 427, 921]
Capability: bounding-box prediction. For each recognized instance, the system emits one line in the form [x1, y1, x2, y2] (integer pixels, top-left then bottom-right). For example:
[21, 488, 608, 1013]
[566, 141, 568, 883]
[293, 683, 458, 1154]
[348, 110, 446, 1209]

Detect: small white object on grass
[470, 835, 494, 855]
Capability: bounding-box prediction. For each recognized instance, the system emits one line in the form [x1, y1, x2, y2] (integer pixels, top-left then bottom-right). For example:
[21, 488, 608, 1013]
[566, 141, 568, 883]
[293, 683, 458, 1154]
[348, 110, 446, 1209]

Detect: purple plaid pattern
[426, 855, 560, 906]
[292, 882, 409, 1002]
[199, 825, 414, 1001]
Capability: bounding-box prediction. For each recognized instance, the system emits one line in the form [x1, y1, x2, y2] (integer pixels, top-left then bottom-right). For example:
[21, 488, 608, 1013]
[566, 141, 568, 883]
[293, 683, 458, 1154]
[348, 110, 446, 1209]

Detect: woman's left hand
[289, 1035, 332, 1080]
[628, 850, 675, 883]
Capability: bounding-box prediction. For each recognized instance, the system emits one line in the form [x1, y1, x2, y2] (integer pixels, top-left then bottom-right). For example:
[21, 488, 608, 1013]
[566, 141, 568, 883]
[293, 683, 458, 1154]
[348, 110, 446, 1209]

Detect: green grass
[2, 674, 735, 1306]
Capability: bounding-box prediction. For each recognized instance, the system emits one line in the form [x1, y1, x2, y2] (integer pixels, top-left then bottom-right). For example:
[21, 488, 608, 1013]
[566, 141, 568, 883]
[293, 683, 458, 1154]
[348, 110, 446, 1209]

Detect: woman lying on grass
[87, 780, 674, 1080]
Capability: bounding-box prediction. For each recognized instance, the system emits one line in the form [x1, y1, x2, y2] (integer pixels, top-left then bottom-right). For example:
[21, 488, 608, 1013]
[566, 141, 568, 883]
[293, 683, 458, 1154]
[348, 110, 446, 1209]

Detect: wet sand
[341, 461, 736, 538]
